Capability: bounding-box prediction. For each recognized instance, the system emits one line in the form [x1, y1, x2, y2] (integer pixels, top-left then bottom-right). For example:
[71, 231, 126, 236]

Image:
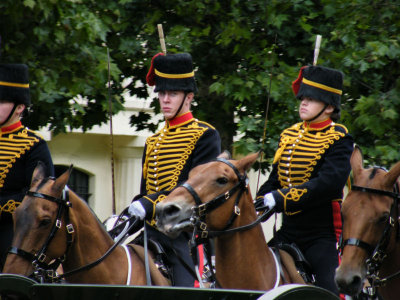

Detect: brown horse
[335, 147, 400, 300]
[3, 163, 169, 286]
[156, 152, 305, 291]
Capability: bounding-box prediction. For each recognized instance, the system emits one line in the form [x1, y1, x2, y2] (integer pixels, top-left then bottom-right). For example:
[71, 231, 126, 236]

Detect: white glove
[263, 193, 276, 210]
[128, 201, 146, 220]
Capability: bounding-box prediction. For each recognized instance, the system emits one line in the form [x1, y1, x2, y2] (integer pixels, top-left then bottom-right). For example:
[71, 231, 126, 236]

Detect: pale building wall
[39, 97, 156, 222]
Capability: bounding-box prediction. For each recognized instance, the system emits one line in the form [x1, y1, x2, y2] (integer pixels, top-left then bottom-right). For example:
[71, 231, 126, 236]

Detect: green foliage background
[1, 0, 399, 170]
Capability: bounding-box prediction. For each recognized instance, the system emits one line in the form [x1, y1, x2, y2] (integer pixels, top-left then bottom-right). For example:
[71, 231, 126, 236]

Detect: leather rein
[340, 183, 400, 292]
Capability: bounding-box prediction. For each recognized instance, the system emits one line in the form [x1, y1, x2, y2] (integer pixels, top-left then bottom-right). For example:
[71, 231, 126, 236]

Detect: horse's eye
[39, 218, 51, 228]
[378, 213, 389, 224]
[216, 177, 228, 185]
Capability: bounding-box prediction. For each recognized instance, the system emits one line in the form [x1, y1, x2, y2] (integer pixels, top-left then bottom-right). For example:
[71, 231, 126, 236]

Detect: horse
[335, 146, 400, 300]
[3, 162, 169, 286]
[155, 152, 306, 291]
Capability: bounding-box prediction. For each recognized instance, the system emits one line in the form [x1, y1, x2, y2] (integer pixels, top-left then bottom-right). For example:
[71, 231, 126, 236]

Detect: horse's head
[335, 146, 400, 296]
[3, 162, 72, 279]
[156, 152, 259, 239]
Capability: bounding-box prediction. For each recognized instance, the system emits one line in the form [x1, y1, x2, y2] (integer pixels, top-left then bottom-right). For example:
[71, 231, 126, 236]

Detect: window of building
[54, 165, 91, 202]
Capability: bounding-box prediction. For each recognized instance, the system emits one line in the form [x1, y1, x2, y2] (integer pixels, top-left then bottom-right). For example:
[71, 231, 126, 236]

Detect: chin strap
[305, 103, 328, 122]
[171, 92, 188, 120]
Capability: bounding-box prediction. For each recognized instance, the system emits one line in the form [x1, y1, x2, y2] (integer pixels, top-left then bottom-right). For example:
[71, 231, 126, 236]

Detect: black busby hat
[292, 65, 343, 109]
[146, 53, 197, 93]
[0, 64, 30, 106]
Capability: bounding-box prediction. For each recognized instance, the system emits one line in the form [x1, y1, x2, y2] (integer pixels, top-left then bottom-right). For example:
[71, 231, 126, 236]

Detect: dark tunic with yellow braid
[134, 111, 220, 286]
[257, 119, 353, 242]
[256, 118, 352, 294]
[0, 121, 54, 266]
[137, 111, 221, 223]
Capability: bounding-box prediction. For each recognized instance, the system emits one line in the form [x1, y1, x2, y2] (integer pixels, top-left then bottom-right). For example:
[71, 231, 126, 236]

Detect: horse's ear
[350, 145, 364, 177]
[383, 161, 400, 190]
[30, 161, 47, 188]
[237, 152, 260, 172]
[53, 165, 73, 193]
[218, 150, 231, 160]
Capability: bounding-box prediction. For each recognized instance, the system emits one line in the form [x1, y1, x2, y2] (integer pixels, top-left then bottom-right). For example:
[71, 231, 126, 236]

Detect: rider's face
[299, 97, 333, 123]
[0, 101, 24, 127]
[158, 91, 192, 120]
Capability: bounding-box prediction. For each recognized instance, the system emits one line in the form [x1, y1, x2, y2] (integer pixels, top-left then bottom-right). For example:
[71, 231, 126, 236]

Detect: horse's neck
[381, 215, 400, 273]
[62, 192, 117, 280]
[379, 240, 400, 300]
[214, 195, 275, 289]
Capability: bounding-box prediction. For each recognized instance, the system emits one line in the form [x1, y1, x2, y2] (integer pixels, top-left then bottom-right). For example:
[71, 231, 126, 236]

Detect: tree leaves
[1, 0, 399, 168]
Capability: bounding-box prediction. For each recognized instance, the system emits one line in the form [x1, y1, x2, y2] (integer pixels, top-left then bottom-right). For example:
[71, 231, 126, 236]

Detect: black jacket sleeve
[272, 135, 353, 215]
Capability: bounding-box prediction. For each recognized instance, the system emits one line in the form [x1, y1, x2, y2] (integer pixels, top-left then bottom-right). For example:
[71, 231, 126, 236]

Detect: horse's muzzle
[335, 266, 364, 296]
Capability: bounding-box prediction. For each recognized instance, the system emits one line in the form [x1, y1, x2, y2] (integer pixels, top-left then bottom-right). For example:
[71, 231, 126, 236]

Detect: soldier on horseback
[255, 65, 353, 296]
[127, 52, 221, 286]
[0, 63, 54, 270]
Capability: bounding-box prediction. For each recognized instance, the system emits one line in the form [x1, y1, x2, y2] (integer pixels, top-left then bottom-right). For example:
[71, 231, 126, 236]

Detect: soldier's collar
[167, 112, 194, 127]
[304, 118, 333, 129]
[1, 120, 23, 133]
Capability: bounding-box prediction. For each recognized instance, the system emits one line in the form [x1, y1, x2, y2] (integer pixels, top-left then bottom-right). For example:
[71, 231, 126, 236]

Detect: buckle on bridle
[200, 222, 207, 231]
[201, 231, 208, 239]
[234, 205, 240, 216]
[38, 253, 47, 263]
[46, 269, 57, 279]
[66, 224, 74, 234]
[198, 204, 206, 216]
[372, 250, 387, 262]
[56, 219, 62, 228]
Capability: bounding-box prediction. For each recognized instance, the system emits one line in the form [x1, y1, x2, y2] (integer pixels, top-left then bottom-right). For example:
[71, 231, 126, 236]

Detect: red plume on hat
[291, 66, 307, 96]
[146, 52, 165, 86]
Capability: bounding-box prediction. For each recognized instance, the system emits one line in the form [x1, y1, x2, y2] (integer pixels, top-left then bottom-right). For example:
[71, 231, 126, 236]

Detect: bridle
[8, 186, 74, 283]
[180, 157, 274, 287]
[8, 184, 141, 284]
[340, 183, 400, 295]
[181, 158, 273, 241]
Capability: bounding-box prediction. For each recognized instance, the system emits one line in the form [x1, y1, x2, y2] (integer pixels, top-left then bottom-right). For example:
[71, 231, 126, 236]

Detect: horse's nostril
[350, 275, 362, 289]
[164, 204, 181, 217]
[336, 274, 363, 296]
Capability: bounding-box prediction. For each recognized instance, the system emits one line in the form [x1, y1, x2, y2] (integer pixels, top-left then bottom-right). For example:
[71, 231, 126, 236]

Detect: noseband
[8, 187, 74, 283]
[340, 183, 400, 291]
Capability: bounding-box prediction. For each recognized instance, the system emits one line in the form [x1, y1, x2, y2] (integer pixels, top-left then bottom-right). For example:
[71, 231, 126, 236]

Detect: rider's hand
[263, 193, 276, 210]
[128, 201, 146, 220]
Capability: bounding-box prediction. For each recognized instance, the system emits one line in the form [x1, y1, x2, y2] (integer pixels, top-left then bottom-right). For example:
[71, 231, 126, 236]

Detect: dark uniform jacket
[256, 118, 353, 243]
[0, 121, 54, 210]
[137, 112, 221, 224]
